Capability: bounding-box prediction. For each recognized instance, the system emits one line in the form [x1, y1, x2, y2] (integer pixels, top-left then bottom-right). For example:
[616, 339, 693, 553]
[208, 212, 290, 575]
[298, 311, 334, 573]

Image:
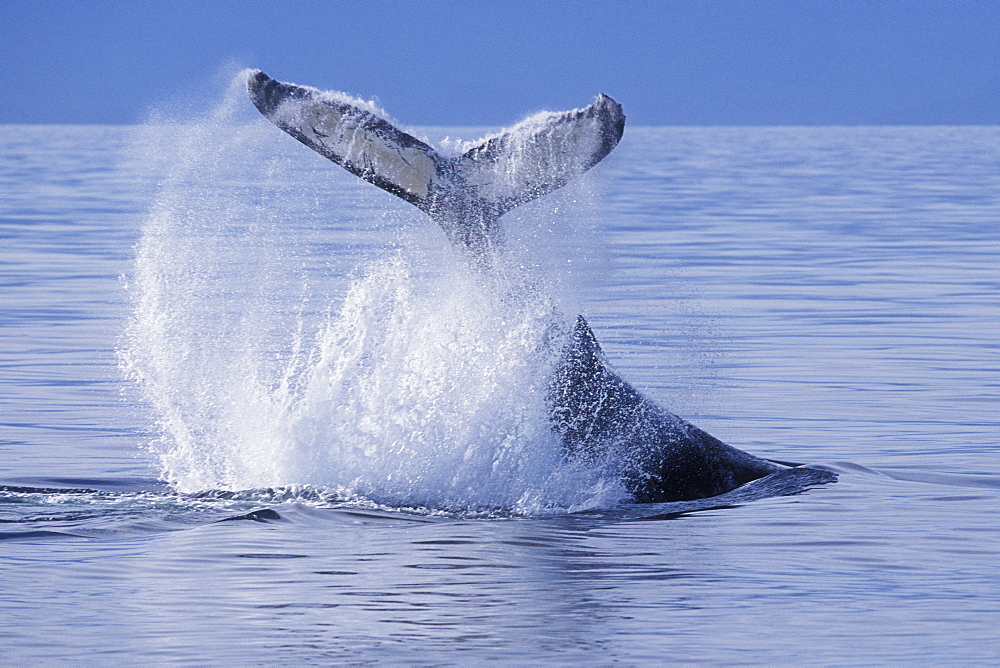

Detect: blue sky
[2, 0, 999, 126]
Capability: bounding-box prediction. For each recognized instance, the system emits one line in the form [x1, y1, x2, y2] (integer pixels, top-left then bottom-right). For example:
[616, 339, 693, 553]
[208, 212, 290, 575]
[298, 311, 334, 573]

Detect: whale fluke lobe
[247, 70, 440, 208]
[454, 92, 625, 218]
[246, 70, 625, 254]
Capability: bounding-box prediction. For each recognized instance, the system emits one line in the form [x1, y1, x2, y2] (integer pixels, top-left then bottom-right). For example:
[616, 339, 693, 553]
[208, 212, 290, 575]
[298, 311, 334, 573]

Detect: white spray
[121, 73, 626, 514]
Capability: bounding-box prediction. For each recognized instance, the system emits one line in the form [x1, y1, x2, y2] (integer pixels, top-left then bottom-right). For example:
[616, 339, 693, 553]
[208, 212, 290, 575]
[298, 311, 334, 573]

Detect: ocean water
[2, 103, 999, 663]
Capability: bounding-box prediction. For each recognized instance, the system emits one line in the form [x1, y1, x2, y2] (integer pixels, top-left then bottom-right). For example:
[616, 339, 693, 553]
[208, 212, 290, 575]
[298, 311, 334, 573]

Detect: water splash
[122, 73, 625, 514]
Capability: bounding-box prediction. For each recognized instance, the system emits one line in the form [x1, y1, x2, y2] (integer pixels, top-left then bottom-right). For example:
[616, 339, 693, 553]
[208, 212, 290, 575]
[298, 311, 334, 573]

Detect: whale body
[246, 70, 791, 503]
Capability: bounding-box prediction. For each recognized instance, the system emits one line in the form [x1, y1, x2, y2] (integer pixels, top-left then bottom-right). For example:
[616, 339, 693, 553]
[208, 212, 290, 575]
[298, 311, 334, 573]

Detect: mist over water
[121, 76, 624, 512]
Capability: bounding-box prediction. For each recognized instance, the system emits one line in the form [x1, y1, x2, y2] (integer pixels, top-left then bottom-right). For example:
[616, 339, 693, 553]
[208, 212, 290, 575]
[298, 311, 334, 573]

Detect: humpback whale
[246, 70, 791, 503]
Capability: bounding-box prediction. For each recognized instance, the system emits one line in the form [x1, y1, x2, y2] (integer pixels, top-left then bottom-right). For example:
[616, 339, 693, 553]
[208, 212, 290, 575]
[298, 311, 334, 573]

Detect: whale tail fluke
[246, 70, 624, 248]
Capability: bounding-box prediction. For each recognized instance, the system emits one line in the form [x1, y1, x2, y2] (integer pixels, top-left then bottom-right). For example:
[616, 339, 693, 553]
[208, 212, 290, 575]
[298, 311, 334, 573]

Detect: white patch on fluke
[274, 97, 437, 199]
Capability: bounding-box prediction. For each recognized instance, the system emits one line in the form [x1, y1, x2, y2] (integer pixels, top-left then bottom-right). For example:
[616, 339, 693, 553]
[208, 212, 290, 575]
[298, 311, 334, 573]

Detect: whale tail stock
[550, 316, 782, 502]
[246, 70, 625, 253]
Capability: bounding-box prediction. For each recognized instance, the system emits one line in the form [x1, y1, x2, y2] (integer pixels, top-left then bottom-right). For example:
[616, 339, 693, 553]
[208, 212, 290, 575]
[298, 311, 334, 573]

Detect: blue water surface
[2, 121, 999, 664]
